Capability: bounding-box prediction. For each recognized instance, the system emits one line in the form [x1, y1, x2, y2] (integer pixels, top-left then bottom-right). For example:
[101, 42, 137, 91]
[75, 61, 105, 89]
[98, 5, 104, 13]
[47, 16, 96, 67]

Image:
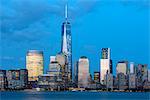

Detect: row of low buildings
[0, 69, 28, 90]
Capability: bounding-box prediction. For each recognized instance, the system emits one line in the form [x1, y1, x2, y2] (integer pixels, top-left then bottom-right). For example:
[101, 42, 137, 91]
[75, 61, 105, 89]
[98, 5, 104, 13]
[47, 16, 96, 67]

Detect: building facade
[116, 61, 128, 75]
[142, 64, 148, 83]
[100, 48, 112, 84]
[130, 62, 135, 74]
[0, 70, 7, 90]
[128, 73, 136, 89]
[78, 56, 90, 88]
[74, 61, 78, 86]
[104, 73, 113, 90]
[49, 61, 62, 82]
[136, 64, 143, 90]
[56, 53, 68, 85]
[26, 50, 44, 81]
[148, 70, 150, 82]
[117, 73, 128, 90]
[38, 74, 63, 91]
[6, 69, 28, 89]
[94, 72, 100, 83]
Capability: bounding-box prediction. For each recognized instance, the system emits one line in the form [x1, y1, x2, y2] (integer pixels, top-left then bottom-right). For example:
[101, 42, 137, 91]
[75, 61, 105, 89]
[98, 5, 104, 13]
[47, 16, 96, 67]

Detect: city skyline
[1, 0, 149, 76]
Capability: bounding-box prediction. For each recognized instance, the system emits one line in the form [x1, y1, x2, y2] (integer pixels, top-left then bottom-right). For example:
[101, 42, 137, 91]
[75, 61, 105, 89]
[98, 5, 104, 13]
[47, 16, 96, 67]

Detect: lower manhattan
[0, 0, 150, 100]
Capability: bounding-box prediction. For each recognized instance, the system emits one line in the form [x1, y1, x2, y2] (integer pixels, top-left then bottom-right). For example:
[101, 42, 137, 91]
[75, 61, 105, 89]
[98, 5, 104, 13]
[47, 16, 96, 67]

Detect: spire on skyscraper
[65, 4, 68, 20]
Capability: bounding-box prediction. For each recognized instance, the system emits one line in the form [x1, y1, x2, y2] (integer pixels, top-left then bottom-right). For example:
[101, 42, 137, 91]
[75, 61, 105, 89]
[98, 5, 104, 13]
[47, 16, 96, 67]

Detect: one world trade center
[61, 5, 72, 81]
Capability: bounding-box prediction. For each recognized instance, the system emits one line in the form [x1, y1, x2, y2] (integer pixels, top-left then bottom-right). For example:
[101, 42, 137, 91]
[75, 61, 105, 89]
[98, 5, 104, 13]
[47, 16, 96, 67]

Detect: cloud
[1, 0, 149, 45]
[0, 0, 100, 49]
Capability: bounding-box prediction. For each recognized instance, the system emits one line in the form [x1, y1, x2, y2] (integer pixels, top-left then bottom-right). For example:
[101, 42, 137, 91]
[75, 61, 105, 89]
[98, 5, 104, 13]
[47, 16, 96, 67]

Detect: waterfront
[0, 91, 150, 100]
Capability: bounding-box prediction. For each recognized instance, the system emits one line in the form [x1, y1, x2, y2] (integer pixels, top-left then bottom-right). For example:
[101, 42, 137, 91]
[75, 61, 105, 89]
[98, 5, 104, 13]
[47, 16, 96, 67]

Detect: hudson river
[0, 91, 150, 100]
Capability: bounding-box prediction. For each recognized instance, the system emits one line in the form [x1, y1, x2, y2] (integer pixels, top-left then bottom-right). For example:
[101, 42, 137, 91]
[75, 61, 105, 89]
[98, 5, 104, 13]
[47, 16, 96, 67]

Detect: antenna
[65, 4, 68, 20]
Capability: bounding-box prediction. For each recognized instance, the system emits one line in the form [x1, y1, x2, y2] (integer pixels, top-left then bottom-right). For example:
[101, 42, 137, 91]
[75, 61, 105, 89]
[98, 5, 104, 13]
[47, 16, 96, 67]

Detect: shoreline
[1, 89, 150, 93]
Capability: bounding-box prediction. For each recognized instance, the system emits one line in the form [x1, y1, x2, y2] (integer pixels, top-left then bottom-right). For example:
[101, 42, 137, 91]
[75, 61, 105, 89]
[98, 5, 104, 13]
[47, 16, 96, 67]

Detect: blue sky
[0, 0, 149, 76]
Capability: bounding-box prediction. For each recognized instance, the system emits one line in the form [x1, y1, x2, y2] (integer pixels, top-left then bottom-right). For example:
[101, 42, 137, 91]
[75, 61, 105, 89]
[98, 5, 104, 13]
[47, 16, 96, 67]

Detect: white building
[100, 59, 110, 84]
[130, 62, 134, 74]
[100, 48, 111, 84]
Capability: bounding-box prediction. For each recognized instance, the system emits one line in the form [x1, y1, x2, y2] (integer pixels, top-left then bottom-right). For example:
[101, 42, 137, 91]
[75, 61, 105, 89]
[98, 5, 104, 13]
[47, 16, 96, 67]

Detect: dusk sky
[1, 0, 149, 76]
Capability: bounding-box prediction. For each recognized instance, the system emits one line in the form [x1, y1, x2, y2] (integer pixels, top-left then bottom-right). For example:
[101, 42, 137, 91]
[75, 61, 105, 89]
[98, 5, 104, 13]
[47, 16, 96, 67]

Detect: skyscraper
[26, 50, 44, 81]
[78, 56, 90, 88]
[130, 62, 135, 74]
[61, 5, 72, 81]
[100, 48, 112, 84]
[116, 61, 128, 75]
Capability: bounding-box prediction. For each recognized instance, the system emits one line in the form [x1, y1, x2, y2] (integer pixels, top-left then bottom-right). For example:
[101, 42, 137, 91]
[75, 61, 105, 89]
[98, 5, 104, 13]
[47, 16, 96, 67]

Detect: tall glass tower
[61, 5, 72, 81]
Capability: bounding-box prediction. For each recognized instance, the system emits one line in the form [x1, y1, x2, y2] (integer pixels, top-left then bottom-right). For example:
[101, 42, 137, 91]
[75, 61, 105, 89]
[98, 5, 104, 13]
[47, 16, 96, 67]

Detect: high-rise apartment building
[26, 50, 44, 81]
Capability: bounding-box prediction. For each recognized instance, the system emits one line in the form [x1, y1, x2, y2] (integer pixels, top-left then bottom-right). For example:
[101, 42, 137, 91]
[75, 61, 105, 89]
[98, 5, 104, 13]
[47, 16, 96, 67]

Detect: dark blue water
[0, 91, 149, 100]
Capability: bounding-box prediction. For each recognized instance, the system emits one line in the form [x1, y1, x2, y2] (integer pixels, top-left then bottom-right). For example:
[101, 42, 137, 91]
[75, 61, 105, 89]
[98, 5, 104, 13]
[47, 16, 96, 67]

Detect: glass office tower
[61, 5, 72, 81]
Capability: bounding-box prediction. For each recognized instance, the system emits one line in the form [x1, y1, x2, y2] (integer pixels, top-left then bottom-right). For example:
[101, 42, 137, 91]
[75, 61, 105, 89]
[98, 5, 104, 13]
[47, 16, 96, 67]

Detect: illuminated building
[26, 50, 44, 81]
